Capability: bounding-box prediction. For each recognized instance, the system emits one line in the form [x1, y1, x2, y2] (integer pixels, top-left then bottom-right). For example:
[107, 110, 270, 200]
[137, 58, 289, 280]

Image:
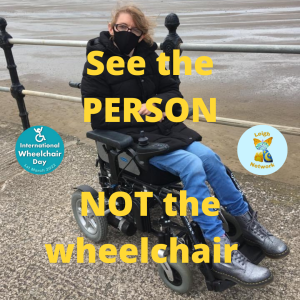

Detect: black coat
[81, 31, 202, 153]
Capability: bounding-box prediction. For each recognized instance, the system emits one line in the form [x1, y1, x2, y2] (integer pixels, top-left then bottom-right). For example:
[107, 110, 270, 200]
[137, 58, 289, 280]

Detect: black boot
[235, 211, 289, 259]
[211, 235, 273, 288]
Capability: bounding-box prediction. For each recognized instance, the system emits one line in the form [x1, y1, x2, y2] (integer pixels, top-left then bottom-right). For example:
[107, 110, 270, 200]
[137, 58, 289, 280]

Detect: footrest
[239, 240, 265, 265]
[206, 279, 236, 292]
[205, 240, 265, 292]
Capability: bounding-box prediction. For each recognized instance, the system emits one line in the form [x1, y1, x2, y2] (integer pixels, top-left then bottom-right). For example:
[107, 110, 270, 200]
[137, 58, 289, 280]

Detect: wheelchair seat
[134, 163, 180, 185]
[87, 129, 181, 186]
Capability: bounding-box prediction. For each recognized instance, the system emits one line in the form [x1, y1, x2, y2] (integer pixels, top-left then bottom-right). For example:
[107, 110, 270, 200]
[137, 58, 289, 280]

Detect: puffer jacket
[81, 31, 202, 153]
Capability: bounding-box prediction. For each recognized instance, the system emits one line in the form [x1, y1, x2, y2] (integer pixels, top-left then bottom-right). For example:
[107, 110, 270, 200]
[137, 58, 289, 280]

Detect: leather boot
[211, 235, 273, 288]
[235, 211, 289, 259]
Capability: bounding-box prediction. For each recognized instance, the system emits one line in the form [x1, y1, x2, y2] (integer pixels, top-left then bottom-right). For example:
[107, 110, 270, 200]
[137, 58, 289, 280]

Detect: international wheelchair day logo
[15, 125, 64, 175]
[237, 125, 288, 175]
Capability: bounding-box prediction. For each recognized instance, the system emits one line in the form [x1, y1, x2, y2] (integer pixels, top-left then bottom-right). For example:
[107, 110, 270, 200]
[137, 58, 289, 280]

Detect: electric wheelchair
[70, 82, 265, 294]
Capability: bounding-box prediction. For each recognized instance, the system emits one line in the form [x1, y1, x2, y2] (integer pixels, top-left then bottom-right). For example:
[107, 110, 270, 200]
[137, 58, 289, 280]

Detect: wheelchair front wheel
[157, 256, 192, 294]
[71, 190, 108, 242]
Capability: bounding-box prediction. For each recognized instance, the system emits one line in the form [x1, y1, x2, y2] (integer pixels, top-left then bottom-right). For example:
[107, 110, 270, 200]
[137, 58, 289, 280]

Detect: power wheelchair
[70, 82, 265, 294]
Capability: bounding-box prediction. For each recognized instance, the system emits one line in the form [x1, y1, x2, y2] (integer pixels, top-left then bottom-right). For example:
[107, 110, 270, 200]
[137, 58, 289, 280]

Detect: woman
[81, 5, 288, 287]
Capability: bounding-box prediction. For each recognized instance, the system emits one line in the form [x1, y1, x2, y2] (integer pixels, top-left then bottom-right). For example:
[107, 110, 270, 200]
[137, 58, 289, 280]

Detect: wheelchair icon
[34, 127, 46, 143]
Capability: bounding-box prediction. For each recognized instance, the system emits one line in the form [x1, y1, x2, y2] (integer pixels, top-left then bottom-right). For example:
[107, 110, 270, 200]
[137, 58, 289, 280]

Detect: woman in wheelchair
[80, 5, 289, 289]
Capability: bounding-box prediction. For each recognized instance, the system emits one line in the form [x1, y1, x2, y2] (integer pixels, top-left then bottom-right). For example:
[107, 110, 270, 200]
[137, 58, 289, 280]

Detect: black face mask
[113, 29, 140, 55]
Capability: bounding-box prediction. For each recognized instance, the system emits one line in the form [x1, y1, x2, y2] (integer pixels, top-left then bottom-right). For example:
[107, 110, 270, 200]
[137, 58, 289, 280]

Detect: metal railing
[7, 38, 300, 54]
[0, 84, 299, 136]
[0, 13, 299, 136]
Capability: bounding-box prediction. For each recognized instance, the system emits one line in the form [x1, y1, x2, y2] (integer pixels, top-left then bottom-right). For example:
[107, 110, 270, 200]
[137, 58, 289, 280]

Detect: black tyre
[71, 189, 108, 242]
[157, 256, 193, 294]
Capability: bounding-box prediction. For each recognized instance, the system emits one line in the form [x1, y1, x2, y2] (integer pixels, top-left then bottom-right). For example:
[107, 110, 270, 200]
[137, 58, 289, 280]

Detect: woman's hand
[138, 103, 166, 122]
[159, 112, 167, 122]
[138, 103, 156, 116]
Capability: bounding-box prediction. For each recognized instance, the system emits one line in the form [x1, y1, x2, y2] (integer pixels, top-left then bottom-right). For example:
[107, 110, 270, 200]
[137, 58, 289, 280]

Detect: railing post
[0, 17, 30, 130]
[161, 13, 183, 84]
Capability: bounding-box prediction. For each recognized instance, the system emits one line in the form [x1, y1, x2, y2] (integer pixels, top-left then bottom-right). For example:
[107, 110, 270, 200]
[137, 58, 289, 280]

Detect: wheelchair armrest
[87, 129, 133, 151]
[134, 142, 170, 166]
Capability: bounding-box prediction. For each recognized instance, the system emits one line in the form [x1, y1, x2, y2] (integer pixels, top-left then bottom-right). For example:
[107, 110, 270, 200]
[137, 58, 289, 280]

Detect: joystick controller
[138, 131, 149, 146]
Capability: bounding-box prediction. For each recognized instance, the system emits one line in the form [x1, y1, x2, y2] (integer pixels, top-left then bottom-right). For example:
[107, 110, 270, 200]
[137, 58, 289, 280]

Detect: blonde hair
[110, 4, 155, 46]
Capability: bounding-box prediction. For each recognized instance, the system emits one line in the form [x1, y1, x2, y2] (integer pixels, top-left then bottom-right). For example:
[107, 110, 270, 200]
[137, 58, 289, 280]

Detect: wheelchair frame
[73, 128, 266, 293]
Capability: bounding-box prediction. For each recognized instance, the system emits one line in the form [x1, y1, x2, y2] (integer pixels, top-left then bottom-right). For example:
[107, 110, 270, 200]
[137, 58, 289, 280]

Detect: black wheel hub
[164, 267, 183, 286]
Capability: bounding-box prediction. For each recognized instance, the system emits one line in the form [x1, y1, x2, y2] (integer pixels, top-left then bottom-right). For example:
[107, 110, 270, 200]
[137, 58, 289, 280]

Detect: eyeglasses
[114, 24, 143, 37]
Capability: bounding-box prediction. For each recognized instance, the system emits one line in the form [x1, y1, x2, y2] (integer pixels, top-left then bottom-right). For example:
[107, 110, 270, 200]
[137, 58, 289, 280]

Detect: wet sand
[0, 0, 300, 184]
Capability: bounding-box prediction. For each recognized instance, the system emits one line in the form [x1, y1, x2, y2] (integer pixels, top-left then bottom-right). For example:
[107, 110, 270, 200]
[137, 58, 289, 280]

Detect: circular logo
[15, 126, 64, 175]
[237, 125, 288, 175]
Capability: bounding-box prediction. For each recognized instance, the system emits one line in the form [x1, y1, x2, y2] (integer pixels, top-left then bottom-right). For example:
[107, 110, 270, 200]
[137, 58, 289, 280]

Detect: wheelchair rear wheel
[71, 190, 108, 242]
[157, 256, 193, 294]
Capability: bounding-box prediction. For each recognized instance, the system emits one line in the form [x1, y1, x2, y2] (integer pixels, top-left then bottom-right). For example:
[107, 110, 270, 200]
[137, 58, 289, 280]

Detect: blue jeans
[149, 141, 249, 240]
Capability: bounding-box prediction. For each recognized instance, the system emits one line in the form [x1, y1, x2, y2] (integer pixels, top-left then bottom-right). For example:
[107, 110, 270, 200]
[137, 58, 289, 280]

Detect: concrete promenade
[0, 121, 299, 300]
